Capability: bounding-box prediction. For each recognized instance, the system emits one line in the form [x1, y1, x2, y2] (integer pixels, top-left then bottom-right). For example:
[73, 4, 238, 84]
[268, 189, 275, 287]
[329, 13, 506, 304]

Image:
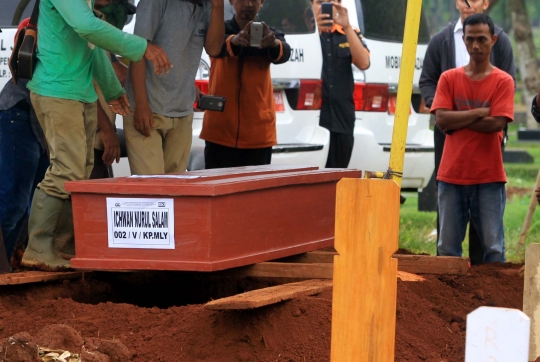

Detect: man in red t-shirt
[430, 14, 514, 263]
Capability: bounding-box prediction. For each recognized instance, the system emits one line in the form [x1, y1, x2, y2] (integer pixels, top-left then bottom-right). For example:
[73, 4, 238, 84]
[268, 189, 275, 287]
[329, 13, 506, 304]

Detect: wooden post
[523, 243, 540, 360]
[330, 178, 400, 361]
[330, 0, 422, 359]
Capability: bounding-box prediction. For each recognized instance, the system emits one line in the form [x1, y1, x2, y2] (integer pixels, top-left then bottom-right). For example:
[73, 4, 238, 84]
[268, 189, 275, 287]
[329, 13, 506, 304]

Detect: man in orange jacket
[200, 0, 291, 169]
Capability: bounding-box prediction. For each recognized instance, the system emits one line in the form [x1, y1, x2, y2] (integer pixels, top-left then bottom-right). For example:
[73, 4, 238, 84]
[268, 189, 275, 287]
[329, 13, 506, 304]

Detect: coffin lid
[65, 165, 362, 196]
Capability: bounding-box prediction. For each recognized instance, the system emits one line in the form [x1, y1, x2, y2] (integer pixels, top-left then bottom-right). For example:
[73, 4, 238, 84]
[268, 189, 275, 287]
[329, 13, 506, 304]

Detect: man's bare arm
[435, 107, 489, 133]
[467, 116, 508, 133]
[130, 59, 154, 137]
[205, 0, 225, 56]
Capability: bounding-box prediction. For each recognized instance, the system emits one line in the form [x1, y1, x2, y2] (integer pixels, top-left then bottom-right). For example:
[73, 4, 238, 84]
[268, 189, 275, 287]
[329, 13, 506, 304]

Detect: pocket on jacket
[336, 48, 351, 58]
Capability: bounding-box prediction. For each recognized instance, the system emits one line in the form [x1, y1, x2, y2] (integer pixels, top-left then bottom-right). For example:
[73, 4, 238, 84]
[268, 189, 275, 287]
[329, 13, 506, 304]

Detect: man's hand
[536, 187, 540, 204]
[231, 22, 252, 47]
[108, 94, 130, 116]
[476, 107, 491, 119]
[133, 104, 154, 137]
[315, 11, 333, 30]
[100, 126, 121, 165]
[194, 86, 203, 112]
[144, 42, 173, 75]
[260, 22, 280, 49]
[332, 2, 351, 29]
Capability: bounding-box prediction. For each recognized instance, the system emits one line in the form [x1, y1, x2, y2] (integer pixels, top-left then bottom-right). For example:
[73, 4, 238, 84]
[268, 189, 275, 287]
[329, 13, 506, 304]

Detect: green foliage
[399, 194, 437, 255]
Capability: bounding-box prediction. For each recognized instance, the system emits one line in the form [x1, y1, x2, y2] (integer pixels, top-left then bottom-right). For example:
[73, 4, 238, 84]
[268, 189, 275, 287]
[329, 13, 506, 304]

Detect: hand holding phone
[250, 22, 264, 47]
[197, 95, 226, 112]
[318, 2, 334, 29]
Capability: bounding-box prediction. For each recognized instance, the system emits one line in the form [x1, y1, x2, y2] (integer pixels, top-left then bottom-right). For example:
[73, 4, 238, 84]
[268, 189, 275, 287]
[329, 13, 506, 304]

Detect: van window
[358, 0, 430, 44]
[0, 0, 37, 27]
[224, 0, 316, 35]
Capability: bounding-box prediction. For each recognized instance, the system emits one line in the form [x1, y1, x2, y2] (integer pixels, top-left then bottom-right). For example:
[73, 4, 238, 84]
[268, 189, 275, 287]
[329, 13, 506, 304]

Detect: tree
[510, 0, 540, 129]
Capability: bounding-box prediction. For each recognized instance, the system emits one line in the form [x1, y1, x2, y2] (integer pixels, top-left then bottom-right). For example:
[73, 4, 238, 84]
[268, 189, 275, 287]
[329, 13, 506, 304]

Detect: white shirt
[454, 20, 469, 67]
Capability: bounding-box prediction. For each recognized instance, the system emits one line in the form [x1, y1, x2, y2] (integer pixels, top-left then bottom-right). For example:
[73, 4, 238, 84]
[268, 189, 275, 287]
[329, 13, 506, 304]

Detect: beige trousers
[123, 111, 193, 175]
[30, 92, 97, 199]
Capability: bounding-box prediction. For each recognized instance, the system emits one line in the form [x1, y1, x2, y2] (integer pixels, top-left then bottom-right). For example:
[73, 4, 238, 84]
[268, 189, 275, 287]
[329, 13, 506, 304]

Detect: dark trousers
[204, 141, 272, 169]
[0, 107, 49, 262]
[325, 132, 354, 168]
[434, 125, 483, 265]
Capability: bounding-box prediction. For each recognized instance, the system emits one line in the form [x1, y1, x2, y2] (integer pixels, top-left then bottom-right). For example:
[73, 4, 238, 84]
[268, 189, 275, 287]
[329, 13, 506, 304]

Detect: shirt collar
[454, 19, 464, 33]
[322, 24, 346, 34]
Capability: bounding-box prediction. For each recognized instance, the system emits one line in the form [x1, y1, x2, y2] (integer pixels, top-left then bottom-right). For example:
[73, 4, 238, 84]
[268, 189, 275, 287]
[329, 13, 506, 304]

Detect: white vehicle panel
[0, 0, 435, 189]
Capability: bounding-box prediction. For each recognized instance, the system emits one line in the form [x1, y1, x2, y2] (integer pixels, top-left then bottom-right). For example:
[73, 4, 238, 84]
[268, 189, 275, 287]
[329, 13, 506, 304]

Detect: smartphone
[250, 22, 264, 47]
[321, 2, 333, 22]
[198, 95, 226, 112]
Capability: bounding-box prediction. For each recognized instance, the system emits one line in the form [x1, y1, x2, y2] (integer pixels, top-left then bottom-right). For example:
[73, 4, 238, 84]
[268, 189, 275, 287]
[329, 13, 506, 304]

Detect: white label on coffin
[106, 198, 175, 249]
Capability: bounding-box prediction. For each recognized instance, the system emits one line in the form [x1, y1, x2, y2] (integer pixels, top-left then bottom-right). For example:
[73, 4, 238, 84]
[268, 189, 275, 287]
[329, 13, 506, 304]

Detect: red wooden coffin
[64, 165, 361, 271]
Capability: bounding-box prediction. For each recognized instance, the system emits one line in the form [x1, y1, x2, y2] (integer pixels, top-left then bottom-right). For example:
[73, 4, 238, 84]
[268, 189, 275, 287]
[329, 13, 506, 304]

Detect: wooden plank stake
[0, 271, 85, 286]
[205, 279, 333, 310]
[277, 252, 469, 275]
[523, 243, 540, 360]
[395, 255, 469, 275]
[331, 178, 400, 362]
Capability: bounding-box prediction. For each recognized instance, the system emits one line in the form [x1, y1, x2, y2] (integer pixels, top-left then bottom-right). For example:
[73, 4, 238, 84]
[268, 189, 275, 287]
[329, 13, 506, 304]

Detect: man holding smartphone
[199, 0, 291, 169]
[124, 0, 225, 175]
[311, 0, 370, 168]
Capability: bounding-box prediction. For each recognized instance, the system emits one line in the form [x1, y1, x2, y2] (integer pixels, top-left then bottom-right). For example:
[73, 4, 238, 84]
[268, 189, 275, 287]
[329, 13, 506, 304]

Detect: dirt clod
[0, 332, 39, 362]
[34, 324, 84, 354]
[96, 340, 132, 362]
[81, 350, 111, 362]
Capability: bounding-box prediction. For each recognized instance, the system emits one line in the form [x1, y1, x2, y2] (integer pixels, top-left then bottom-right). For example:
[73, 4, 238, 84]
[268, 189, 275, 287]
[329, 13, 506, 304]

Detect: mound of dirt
[0, 263, 524, 361]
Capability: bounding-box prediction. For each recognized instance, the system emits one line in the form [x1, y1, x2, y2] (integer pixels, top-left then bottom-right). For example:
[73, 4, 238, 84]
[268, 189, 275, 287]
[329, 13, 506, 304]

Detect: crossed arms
[435, 108, 509, 134]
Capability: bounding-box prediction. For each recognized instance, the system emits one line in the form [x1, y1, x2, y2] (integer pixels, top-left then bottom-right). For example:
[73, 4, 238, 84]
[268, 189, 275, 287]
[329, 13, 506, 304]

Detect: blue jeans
[438, 181, 506, 263]
[0, 107, 49, 260]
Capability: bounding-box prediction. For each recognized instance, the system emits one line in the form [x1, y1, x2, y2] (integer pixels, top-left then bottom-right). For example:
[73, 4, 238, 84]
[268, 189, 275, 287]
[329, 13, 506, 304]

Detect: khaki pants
[30, 92, 97, 199]
[123, 111, 193, 175]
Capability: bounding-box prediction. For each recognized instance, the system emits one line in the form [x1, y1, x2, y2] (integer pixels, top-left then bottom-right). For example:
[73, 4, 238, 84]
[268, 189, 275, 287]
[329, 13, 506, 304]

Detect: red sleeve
[490, 74, 514, 122]
[430, 71, 454, 113]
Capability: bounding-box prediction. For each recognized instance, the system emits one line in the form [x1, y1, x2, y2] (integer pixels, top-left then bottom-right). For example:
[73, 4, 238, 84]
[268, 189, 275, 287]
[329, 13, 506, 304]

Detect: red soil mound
[0, 263, 523, 361]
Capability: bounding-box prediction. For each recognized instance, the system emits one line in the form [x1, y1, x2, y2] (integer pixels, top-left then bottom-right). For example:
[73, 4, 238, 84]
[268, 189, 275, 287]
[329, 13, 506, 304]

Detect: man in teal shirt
[21, 0, 172, 271]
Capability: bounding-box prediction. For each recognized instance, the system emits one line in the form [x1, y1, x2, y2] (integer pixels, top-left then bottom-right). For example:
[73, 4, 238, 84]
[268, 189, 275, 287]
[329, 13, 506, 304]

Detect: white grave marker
[465, 307, 530, 362]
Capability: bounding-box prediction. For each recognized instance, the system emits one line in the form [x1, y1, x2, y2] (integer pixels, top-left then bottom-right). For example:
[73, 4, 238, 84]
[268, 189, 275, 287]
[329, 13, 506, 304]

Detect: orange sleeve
[272, 40, 284, 62]
[226, 35, 236, 57]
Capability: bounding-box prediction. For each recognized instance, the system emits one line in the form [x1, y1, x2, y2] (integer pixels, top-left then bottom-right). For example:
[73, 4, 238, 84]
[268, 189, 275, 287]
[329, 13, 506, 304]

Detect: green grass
[399, 124, 540, 262]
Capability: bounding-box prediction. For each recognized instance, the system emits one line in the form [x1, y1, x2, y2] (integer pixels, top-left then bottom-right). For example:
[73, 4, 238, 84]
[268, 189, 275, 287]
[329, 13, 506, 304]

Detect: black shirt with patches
[319, 27, 368, 134]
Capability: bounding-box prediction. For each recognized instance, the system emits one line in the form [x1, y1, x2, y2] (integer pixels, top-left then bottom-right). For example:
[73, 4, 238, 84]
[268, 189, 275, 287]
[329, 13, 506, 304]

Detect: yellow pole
[388, 0, 424, 186]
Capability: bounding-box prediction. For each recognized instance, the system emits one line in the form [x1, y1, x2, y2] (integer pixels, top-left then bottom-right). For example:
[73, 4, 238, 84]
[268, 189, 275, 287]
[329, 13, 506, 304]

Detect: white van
[0, 0, 434, 190]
